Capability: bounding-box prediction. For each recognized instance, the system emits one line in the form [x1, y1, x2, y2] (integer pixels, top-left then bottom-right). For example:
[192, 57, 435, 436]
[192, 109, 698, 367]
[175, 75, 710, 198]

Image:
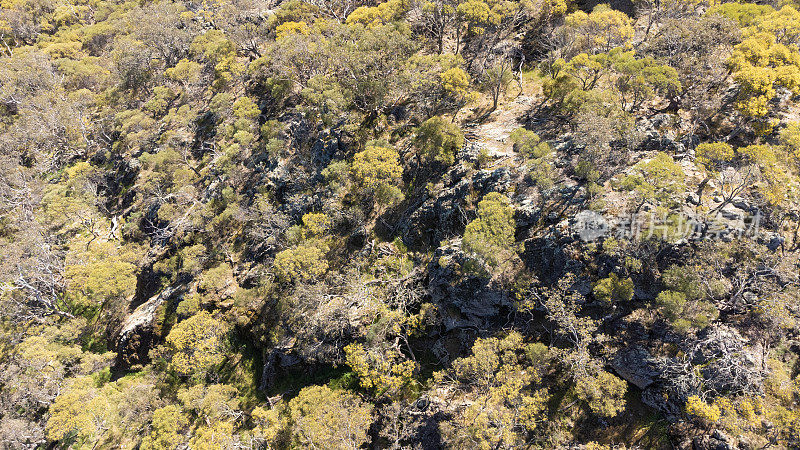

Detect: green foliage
[509, 128, 551, 159]
[462, 192, 516, 268]
[619, 152, 686, 207]
[350, 144, 404, 207]
[608, 49, 681, 111]
[415, 115, 465, 165]
[656, 287, 718, 332]
[287, 385, 374, 449]
[593, 273, 634, 305]
[511, 128, 554, 188]
[4, 0, 800, 448]
[662, 264, 703, 300]
[273, 243, 329, 283]
[163, 311, 228, 379]
[544, 48, 678, 114]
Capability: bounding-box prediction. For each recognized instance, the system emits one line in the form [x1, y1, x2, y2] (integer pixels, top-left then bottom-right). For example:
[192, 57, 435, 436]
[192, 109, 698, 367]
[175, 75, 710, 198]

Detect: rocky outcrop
[398, 162, 516, 250]
[611, 346, 660, 390]
[691, 431, 733, 450]
[621, 326, 765, 419]
[428, 242, 511, 330]
[114, 285, 184, 370]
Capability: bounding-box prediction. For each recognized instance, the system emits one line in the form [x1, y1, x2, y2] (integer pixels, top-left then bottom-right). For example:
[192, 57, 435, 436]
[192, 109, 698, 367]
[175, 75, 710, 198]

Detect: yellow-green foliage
[619, 152, 685, 206]
[46, 374, 160, 448]
[456, 0, 519, 37]
[8, 319, 115, 421]
[510, 128, 554, 187]
[739, 143, 777, 167]
[708, 2, 773, 28]
[45, 376, 111, 445]
[415, 115, 465, 165]
[574, 370, 627, 417]
[344, 343, 417, 399]
[273, 243, 329, 283]
[288, 385, 374, 449]
[251, 404, 288, 444]
[564, 4, 634, 54]
[6, 0, 800, 447]
[163, 311, 228, 378]
[607, 49, 681, 110]
[780, 122, 800, 165]
[346, 0, 407, 27]
[41, 161, 104, 232]
[737, 143, 796, 206]
[510, 128, 552, 159]
[64, 237, 139, 314]
[301, 212, 333, 237]
[189, 420, 238, 449]
[165, 59, 202, 84]
[657, 266, 719, 332]
[197, 262, 235, 299]
[436, 332, 549, 449]
[685, 395, 721, 424]
[695, 142, 734, 172]
[140, 405, 188, 450]
[729, 29, 800, 119]
[750, 6, 800, 46]
[178, 383, 240, 424]
[593, 273, 634, 305]
[462, 192, 516, 268]
[439, 67, 473, 104]
[275, 20, 309, 40]
[350, 144, 404, 206]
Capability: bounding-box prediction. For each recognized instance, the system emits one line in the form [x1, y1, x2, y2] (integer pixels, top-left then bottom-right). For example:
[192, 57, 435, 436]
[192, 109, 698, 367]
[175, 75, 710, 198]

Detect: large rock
[522, 237, 584, 284]
[612, 346, 660, 389]
[114, 285, 183, 370]
[428, 243, 510, 330]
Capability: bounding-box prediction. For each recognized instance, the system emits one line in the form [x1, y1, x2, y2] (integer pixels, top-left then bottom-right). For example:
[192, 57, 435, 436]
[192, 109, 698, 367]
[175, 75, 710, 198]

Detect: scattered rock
[693, 434, 733, 450]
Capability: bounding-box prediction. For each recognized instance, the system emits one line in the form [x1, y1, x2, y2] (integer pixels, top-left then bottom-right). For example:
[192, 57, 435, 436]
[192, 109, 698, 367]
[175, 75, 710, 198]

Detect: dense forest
[3, 0, 800, 447]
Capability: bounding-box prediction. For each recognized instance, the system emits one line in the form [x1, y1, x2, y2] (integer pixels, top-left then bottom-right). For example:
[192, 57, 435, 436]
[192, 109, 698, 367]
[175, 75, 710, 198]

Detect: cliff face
[3, 0, 800, 448]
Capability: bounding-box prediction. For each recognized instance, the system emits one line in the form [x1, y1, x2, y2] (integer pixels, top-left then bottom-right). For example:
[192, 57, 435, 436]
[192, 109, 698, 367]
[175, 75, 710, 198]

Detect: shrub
[462, 192, 516, 268]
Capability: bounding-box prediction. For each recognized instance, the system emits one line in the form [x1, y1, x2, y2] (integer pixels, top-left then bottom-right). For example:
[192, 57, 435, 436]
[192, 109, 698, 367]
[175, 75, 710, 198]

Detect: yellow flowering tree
[163, 311, 228, 379]
[350, 144, 404, 208]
